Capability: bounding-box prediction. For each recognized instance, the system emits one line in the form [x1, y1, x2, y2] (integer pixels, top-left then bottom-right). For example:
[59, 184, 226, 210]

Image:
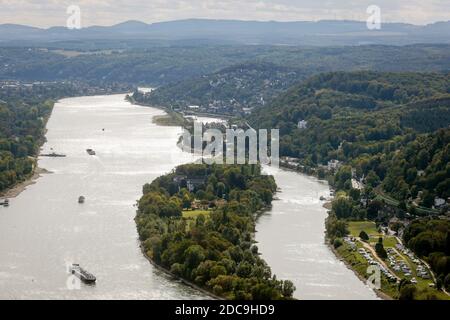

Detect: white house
[297, 120, 308, 129]
[434, 197, 446, 208]
[327, 160, 341, 171]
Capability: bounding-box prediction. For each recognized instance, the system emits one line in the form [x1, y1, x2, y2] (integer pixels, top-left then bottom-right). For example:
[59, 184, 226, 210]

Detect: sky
[0, 0, 449, 28]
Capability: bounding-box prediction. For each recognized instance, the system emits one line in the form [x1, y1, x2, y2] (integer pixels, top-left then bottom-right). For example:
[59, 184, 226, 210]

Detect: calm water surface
[257, 166, 378, 300]
[0, 94, 205, 299]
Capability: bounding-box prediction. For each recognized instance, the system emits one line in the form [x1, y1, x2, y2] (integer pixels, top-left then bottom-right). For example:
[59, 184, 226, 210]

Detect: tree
[359, 230, 369, 241]
[170, 263, 184, 276]
[332, 197, 354, 219]
[444, 274, 450, 291]
[326, 214, 349, 239]
[281, 280, 296, 298]
[182, 193, 192, 209]
[399, 284, 417, 300]
[184, 245, 206, 271]
[366, 171, 380, 188]
[333, 238, 343, 249]
[216, 182, 226, 198]
[436, 276, 443, 290]
[210, 265, 227, 278]
[367, 200, 383, 220]
[236, 261, 252, 278]
[349, 188, 361, 201]
[421, 191, 434, 208]
[335, 166, 352, 190]
[159, 202, 182, 218]
[375, 238, 388, 259]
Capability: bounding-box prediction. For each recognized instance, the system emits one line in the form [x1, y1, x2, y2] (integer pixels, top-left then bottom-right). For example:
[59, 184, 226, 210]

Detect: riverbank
[0, 165, 51, 199]
[130, 98, 229, 126]
[152, 112, 187, 127]
[327, 241, 392, 300]
[138, 243, 222, 300]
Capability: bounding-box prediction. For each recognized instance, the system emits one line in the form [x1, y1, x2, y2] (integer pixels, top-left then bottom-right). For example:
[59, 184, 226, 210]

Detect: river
[257, 167, 378, 300]
[0, 94, 205, 299]
[0, 93, 376, 299]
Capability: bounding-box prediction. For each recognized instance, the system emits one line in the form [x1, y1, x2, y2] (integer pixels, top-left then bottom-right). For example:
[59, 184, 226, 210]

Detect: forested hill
[0, 46, 269, 86]
[136, 45, 450, 114]
[248, 71, 450, 206]
[2, 44, 450, 93]
[139, 62, 301, 112]
[249, 71, 450, 150]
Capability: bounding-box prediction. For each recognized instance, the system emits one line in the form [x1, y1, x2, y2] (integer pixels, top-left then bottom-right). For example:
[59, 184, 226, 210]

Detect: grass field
[348, 221, 381, 237]
[182, 210, 211, 219]
[369, 236, 398, 248]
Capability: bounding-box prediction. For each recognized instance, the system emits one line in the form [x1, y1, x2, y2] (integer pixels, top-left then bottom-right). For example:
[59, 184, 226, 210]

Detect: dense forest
[136, 163, 295, 300]
[403, 219, 450, 291]
[249, 71, 450, 207]
[0, 81, 130, 193]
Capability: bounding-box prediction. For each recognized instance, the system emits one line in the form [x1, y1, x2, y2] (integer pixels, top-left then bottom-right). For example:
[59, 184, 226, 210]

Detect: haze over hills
[1, 19, 450, 46]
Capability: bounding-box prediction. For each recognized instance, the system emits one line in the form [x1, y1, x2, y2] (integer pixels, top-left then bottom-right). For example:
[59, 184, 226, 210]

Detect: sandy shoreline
[0, 166, 51, 199]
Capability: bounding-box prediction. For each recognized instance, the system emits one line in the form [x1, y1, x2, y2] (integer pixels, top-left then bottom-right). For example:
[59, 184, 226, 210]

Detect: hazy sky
[0, 0, 449, 28]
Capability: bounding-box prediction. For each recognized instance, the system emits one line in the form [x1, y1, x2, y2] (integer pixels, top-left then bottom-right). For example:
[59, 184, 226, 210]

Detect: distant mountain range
[1, 19, 450, 46]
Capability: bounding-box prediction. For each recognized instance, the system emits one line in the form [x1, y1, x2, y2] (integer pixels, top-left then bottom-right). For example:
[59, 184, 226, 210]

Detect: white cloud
[0, 0, 448, 27]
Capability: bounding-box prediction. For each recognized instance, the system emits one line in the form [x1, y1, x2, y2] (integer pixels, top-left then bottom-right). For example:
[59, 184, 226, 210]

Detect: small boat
[86, 149, 96, 156]
[70, 264, 96, 284]
[1, 199, 9, 207]
[78, 196, 85, 204]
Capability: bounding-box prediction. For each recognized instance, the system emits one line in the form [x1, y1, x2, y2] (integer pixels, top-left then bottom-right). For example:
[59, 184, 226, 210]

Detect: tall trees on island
[136, 163, 295, 300]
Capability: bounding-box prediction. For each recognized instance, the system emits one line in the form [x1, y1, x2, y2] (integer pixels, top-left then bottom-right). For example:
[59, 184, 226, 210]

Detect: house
[327, 160, 341, 171]
[242, 107, 253, 115]
[191, 199, 209, 211]
[352, 178, 364, 190]
[214, 199, 227, 208]
[434, 197, 446, 208]
[173, 175, 187, 184]
[297, 120, 308, 129]
[186, 177, 206, 192]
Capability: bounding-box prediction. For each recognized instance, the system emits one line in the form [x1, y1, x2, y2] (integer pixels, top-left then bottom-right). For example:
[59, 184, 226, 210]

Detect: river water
[257, 167, 377, 300]
[0, 94, 204, 299]
[0, 94, 376, 300]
